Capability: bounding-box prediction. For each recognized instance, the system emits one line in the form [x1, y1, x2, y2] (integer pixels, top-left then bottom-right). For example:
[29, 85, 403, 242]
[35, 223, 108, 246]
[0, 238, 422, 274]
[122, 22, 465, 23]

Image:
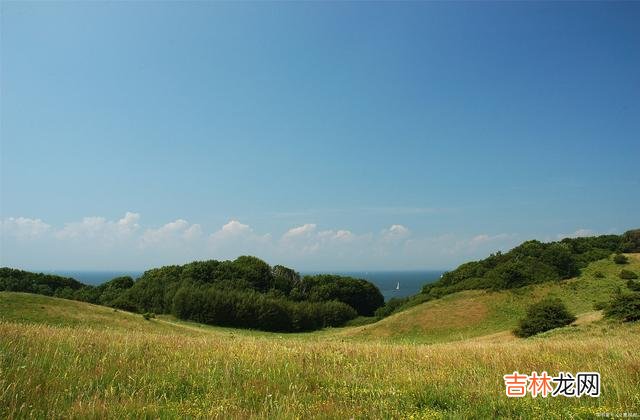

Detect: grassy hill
[340, 253, 640, 344]
[1, 255, 639, 418]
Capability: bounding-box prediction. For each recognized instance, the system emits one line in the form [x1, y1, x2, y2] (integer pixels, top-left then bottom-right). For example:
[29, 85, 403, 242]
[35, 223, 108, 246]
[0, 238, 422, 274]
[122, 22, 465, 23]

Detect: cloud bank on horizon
[0, 211, 607, 272]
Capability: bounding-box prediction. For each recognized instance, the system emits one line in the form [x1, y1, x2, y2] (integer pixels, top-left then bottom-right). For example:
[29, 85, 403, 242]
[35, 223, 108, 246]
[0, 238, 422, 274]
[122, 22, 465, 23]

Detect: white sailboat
[395, 281, 400, 291]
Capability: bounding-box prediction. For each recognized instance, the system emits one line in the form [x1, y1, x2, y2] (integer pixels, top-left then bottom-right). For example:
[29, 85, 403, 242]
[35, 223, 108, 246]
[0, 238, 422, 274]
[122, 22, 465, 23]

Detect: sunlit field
[1, 255, 639, 418]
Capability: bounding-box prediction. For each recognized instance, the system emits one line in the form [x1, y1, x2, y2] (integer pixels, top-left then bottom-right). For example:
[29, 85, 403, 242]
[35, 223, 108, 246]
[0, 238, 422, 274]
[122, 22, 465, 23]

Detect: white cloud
[0, 212, 526, 271]
[280, 224, 368, 257]
[208, 220, 271, 259]
[55, 212, 141, 241]
[333, 229, 355, 242]
[282, 223, 317, 240]
[381, 224, 410, 241]
[116, 212, 140, 233]
[183, 224, 203, 241]
[0, 217, 51, 239]
[141, 219, 202, 246]
[216, 220, 252, 236]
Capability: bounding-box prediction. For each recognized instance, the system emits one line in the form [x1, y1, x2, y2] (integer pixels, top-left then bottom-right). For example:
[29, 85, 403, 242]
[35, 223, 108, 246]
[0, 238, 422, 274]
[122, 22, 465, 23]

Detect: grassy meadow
[1, 255, 639, 418]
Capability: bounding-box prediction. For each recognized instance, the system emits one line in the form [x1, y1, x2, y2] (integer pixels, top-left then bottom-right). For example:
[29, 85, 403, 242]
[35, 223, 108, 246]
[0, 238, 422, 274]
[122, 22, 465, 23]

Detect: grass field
[1, 255, 639, 418]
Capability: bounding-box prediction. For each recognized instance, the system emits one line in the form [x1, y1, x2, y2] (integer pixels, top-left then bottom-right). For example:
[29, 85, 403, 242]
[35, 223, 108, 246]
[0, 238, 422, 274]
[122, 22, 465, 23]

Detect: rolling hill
[339, 253, 640, 343]
[1, 255, 639, 418]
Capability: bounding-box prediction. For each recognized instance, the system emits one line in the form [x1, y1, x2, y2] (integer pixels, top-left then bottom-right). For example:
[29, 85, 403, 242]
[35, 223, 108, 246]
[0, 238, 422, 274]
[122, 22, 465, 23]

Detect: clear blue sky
[1, 1, 639, 271]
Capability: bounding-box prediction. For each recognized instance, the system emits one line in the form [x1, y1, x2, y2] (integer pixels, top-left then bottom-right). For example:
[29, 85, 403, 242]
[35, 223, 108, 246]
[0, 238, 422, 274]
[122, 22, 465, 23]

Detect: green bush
[613, 254, 629, 264]
[604, 292, 640, 322]
[593, 301, 608, 311]
[593, 271, 605, 279]
[627, 280, 640, 292]
[142, 312, 156, 320]
[514, 298, 576, 337]
[619, 270, 638, 280]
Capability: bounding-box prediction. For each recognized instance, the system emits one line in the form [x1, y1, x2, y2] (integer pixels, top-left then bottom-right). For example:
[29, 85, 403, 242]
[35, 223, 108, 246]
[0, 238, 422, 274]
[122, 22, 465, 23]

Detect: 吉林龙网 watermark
[503, 371, 600, 398]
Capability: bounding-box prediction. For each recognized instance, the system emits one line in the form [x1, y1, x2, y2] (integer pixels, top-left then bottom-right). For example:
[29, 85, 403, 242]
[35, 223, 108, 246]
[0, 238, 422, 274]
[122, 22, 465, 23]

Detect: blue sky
[1, 1, 638, 271]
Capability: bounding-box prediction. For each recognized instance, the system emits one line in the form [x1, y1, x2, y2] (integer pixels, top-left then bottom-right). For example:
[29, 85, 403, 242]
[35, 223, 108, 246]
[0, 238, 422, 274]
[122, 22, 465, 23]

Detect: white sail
[395, 281, 400, 290]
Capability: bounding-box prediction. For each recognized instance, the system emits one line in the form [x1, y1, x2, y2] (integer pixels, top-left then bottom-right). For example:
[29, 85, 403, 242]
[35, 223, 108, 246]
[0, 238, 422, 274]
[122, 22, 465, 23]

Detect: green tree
[613, 254, 629, 264]
[604, 292, 640, 322]
[514, 298, 576, 337]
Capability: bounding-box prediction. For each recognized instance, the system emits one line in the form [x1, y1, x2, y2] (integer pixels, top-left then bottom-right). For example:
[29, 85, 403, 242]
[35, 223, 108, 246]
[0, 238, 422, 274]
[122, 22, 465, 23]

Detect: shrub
[143, 312, 156, 320]
[604, 292, 640, 322]
[619, 270, 638, 280]
[593, 301, 608, 311]
[514, 298, 576, 337]
[593, 271, 605, 279]
[613, 254, 629, 264]
[627, 280, 640, 292]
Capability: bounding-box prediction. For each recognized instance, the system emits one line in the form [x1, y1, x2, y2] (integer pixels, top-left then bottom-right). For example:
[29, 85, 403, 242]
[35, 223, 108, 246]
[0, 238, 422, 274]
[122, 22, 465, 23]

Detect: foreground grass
[1, 317, 639, 418]
[1, 255, 639, 418]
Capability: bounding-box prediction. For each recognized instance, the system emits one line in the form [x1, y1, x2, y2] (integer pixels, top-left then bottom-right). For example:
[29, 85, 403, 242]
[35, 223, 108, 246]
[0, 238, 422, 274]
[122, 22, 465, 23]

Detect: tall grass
[1, 319, 639, 418]
[1, 255, 639, 418]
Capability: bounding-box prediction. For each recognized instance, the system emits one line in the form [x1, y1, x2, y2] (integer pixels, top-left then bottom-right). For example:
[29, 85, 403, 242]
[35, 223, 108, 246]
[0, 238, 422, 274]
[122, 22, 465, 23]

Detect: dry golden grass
[1, 255, 639, 418]
[1, 317, 639, 419]
[340, 253, 640, 344]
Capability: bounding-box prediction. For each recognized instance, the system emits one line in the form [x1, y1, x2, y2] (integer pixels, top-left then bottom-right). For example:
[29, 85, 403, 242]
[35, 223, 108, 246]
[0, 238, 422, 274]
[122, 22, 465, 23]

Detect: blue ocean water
[49, 269, 443, 300]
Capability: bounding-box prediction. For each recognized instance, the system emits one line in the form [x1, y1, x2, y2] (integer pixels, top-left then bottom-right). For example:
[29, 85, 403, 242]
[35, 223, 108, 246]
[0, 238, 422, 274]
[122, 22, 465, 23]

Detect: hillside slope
[1, 296, 639, 418]
[339, 253, 640, 343]
[1, 255, 639, 418]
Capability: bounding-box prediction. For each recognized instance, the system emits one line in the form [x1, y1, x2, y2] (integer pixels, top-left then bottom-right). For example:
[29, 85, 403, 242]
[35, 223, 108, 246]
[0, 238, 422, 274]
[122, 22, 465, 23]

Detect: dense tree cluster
[172, 287, 356, 332]
[0, 268, 85, 297]
[605, 292, 640, 322]
[421, 231, 638, 300]
[0, 257, 383, 332]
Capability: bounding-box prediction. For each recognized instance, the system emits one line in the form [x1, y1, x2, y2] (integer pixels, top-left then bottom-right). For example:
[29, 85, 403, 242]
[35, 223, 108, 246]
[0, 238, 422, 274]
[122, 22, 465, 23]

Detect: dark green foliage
[619, 229, 640, 253]
[172, 285, 356, 332]
[604, 292, 640, 322]
[613, 254, 629, 264]
[541, 243, 580, 278]
[593, 271, 605, 279]
[97, 276, 136, 309]
[593, 301, 608, 311]
[619, 269, 638, 280]
[0, 261, 371, 332]
[292, 274, 384, 316]
[2, 256, 381, 332]
[514, 298, 576, 337]
[627, 280, 640, 292]
[271, 265, 301, 295]
[0, 268, 84, 295]
[128, 265, 183, 313]
[421, 232, 630, 300]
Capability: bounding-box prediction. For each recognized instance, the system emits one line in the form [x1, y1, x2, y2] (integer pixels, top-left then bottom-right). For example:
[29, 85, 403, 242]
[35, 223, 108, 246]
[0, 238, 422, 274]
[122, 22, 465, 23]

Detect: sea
[47, 269, 444, 301]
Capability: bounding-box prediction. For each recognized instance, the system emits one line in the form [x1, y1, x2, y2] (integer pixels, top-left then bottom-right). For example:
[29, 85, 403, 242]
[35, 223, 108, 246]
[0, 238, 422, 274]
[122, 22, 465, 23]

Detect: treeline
[373, 229, 640, 319]
[0, 268, 85, 296]
[422, 229, 640, 299]
[0, 256, 384, 332]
